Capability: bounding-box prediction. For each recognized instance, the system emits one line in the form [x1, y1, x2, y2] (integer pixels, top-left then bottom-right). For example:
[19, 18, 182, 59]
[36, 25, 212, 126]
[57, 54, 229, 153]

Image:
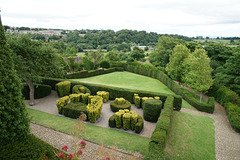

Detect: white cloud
[1, 0, 240, 37]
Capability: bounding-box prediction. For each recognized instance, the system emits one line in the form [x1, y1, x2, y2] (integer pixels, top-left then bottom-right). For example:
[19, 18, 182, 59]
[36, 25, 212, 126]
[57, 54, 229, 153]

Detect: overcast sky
[1, 0, 240, 37]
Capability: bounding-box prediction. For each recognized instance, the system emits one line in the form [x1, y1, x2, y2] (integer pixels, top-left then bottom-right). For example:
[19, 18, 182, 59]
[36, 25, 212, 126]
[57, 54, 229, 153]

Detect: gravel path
[179, 86, 240, 160]
[30, 123, 142, 160]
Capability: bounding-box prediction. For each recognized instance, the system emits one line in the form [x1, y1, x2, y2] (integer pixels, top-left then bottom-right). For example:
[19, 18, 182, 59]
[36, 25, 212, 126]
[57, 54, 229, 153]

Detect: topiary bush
[55, 81, 71, 97]
[87, 96, 103, 123]
[56, 96, 69, 114]
[72, 85, 91, 95]
[97, 91, 109, 103]
[110, 98, 131, 112]
[62, 102, 87, 119]
[110, 109, 144, 133]
[99, 60, 110, 68]
[143, 99, 163, 122]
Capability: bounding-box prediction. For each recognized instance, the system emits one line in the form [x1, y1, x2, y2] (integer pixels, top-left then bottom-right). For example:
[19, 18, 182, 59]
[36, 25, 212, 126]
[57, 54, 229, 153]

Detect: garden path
[179, 84, 240, 160]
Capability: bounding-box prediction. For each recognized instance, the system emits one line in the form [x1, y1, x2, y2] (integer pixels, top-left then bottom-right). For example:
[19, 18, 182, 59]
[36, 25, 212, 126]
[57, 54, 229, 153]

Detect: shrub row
[66, 67, 124, 79]
[97, 91, 109, 103]
[207, 83, 240, 132]
[145, 96, 174, 160]
[21, 83, 51, 100]
[108, 109, 144, 133]
[110, 98, 131, 112]
[126, 63, 214, 113]
[133, 94, 160, 108]
[41, 77, 182, 108]
[143, 99, 163, 122]
[87, 96, 103, 123]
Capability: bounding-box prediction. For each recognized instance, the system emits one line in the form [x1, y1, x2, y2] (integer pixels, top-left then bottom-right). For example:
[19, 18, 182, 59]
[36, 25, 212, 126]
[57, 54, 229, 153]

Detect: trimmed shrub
[114, 111, 123, 128]
[66, 70, 88, 79]
[134, 94, 141, 108]
[82, 93, 90, 104]
[156, 116, 171, 134]
[69, 94, 81, 103]
[55, 81, 71, 97]
[110, 98, 131, 112]
[108, 114, 116, 128]
[87, 96, 103, 123]
[97, 91, 109, 103]
[123, 113, 131, 130]
[225, 103, 240, 132]
[56, 96, 69, 114]
[22, 83, 51, 100]
[62, 102, 87, 119]
[72, 85, 91, 94]
[135, 115, 144, 134]
[143, 99, 162, 122]
[130, 111, 138, 130]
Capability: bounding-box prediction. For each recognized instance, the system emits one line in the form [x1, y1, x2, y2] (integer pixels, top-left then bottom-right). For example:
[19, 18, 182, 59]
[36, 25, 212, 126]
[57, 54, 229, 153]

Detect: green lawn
[28, 108, 150, 155]
[71, 71, 196, 110]
[165, 111, 215, 160]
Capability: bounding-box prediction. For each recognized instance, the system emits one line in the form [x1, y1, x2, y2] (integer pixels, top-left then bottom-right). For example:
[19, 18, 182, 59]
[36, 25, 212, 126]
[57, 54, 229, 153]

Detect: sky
[1, 0, 240, 37]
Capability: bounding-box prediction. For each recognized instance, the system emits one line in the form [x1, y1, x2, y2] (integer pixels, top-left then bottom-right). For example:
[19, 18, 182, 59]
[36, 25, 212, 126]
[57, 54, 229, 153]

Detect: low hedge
[207, 83, 240, 132]
[145, 96, 174, 160]
[21, 83, 51, 100]
[143, 99, 162, 122]
[66, 67, 123, 79]
[110, 98, 131, 112]
[62, 102, 87, 119]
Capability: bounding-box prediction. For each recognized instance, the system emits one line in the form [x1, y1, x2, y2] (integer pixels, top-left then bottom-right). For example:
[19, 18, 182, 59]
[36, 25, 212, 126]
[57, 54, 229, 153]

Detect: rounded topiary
[55, 81, 71, 97]
[143, 99, 162, 122]
[110, 98, 131, 112]
[72, 85, 91, 95]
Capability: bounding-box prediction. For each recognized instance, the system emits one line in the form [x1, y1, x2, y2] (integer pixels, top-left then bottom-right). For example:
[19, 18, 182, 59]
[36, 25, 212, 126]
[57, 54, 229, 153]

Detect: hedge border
[21, 83, 51, 100]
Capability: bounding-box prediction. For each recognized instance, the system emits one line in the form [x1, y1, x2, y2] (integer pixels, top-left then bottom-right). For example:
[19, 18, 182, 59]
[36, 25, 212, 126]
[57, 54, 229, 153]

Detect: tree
[0, 17, 30, 143]
[88, 50, 104, 67]
[184, 48, 213, 102]
[130, 46, 145, 61]
[7, 34, 65, 105]
[149, 36, 184, 67]
[215, 50, 240, 95]
[166, 44, 190, 85]
[104, 51, 120, 62]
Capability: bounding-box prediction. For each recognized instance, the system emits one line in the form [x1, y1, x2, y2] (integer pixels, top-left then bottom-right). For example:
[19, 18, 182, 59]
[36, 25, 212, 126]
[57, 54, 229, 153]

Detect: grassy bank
[28, 108, 150, 155]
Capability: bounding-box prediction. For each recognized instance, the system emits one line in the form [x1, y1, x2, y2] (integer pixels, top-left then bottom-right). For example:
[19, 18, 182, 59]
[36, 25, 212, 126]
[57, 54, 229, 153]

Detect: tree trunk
[200, 92, 202, 103]
[26, 79, 35, 106]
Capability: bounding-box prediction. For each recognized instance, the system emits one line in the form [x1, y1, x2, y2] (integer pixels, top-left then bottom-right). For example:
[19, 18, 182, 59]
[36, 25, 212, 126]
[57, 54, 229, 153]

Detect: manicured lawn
[71, 71, 196, 110]
[28, 108, 150, 155]
[165, 111, 215, 160]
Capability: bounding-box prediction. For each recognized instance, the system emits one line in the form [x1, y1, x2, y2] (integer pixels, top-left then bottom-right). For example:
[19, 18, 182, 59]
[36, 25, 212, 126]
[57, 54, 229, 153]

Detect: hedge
[66, 67, 123, 79]
[145, 96, 174, 160]
[87, 96, 103, 123]
[109, 110, 144, 133]
[97, 91, 109, 103]
[72, 85, 91, 95]
[62, 102, 87, 119]
[40, 77, 182, 109]
[110, 98, 131, 112]
[126, 63, 214, 113]
[143, 99, 162, 122]
[21, 83, 51, 100]
[207, 83, 240, 132]
[55, 81, 71, 97]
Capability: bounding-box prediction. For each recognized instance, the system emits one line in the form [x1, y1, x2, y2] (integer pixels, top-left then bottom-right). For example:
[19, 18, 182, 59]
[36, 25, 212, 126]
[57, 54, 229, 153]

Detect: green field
[72, 71, 196, 110]
[165, 111, 215, 160]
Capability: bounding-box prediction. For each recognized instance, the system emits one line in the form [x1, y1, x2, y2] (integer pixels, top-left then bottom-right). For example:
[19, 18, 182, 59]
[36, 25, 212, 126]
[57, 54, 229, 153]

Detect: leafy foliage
[0, 19, 30, 144]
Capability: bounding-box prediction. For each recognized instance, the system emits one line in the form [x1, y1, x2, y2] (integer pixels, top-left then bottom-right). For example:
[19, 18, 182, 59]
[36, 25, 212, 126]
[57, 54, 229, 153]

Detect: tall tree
[149, 36, 184, 67]
[166, 44, 191, 85]
[104, 51, 120, 62]
[184, 48, 213, 102]
[130, 46, 145, 61]
[215, 50, 240, 95]
[88, 50, 104, 67]
[7, 34, 65, 105]
[0, 16, 30, 143]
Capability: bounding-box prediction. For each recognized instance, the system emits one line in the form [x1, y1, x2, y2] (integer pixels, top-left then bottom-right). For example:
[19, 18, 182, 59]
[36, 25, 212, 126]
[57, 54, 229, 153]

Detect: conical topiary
[0, 15, 30, 144]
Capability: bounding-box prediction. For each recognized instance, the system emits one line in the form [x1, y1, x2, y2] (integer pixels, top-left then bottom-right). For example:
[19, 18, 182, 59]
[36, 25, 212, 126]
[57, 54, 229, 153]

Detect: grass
[165, 111, 215, 160]
[28, 108, 150, 155]
[71, 71, 197, 110]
